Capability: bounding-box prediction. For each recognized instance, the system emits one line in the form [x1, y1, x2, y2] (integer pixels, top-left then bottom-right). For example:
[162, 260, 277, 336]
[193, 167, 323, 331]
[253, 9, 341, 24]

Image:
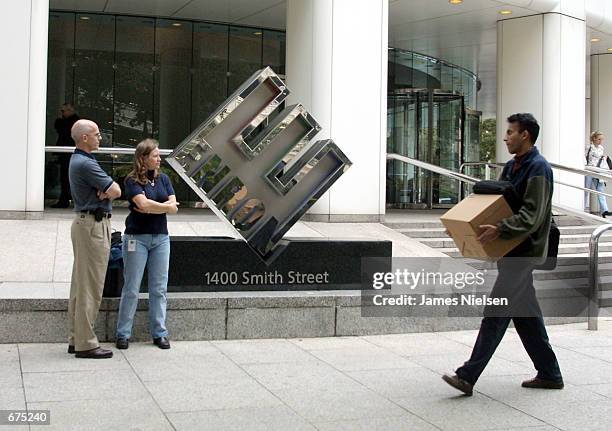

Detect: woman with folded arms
[116, 139, 179, 350]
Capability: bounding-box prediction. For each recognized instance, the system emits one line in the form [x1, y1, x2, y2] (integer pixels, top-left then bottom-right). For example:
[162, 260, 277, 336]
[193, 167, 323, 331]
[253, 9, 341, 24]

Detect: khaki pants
[68, 214, 111, 351]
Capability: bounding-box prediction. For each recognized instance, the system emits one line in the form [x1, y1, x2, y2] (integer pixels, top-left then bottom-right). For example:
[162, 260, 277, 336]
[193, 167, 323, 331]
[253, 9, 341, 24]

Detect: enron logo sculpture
[167, 67, 352, 264]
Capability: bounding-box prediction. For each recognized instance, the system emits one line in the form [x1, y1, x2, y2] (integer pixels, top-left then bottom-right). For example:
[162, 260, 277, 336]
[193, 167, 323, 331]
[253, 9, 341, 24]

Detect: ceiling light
[172, 23, 182, 27]
[608, 48, 612, 52]
[449, 0, 463, 4]
[591, 38, 601, 42]
[79, 16, 90, 20]
[253, 31, 262, 36]
[499, 10, 512, 15]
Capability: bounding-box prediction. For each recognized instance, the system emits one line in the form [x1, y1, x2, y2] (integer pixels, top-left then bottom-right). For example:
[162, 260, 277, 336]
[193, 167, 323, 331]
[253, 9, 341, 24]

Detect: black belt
[80, 209, 112, 220]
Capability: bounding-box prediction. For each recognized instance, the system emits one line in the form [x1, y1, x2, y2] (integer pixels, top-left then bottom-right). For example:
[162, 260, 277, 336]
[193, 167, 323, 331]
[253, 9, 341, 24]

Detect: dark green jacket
[497, 146, 553, 259]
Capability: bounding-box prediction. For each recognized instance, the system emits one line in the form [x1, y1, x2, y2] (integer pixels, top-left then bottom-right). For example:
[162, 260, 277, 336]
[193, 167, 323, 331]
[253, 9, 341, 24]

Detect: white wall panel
[286, 0, 387, 219]
[553, 14, 585, 208]
[496, 15, 543, 163]
[27, 0, 49, 212]
[498, 12, 585, 210]
[329, 0, 387, 216]
[1, 1, 32, 211]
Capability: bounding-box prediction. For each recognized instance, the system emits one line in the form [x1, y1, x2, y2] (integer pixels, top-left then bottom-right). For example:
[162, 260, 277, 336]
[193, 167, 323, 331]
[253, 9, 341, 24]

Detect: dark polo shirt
[124, 172, 175, 235]
[68, 148, 114, 213]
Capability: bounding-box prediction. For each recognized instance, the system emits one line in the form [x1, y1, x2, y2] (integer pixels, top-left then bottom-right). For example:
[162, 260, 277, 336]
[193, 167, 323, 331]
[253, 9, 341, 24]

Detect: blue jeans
[116, 234, 170, 340]
[586, 176, 608, 213]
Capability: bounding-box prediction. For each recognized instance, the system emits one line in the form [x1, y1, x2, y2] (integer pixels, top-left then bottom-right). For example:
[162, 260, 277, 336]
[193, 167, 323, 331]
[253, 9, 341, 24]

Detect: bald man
[68, 120, 121, 359]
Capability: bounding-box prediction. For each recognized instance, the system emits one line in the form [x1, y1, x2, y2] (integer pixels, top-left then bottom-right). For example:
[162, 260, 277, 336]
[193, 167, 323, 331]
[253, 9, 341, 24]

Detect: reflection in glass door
[431, 92, 462, 208]
[387, 89, 480, 209]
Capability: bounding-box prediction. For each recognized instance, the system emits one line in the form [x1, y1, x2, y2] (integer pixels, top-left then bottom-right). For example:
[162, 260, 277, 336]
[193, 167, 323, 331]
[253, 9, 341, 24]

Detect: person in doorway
[115, 139, 178, 350]
[585, 131, 610, 217]
[68, 119, 121, 359]
[442, 113, 563, 395]
[52, 103, 80, 208]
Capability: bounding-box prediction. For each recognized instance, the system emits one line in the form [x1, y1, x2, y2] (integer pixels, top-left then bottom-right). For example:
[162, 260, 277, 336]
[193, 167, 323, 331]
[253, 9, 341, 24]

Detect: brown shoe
[75, 347, 113, 359]
[521, 377, 564, 389]
[442, 373, 473, 396]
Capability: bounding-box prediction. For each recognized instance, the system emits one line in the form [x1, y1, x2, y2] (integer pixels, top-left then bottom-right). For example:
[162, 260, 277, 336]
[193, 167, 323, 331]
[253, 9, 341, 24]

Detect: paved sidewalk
[2, 320, 612, 430]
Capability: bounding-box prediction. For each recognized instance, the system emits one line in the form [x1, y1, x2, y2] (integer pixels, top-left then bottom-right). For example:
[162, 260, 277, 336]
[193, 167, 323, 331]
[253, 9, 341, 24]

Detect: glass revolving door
[387, 89, 479, 209]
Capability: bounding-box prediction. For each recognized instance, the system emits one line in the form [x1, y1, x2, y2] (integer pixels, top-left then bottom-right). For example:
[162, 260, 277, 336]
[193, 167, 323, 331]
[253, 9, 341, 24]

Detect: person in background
[585, 131, 610, 217]
[115, 139, 178, 350]
[52, 103, 80, 208]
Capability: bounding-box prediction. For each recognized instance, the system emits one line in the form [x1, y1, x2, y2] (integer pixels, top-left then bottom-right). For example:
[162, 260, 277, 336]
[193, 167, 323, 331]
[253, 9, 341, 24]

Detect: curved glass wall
[387, 48, 481, 209]
[45, 11, 285, 206]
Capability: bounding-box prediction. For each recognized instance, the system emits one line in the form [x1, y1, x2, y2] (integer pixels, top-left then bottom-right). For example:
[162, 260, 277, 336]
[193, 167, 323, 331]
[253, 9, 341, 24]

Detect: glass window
[46, 12, 75, 147]
[412, 53, 429, 89]
[114, 16, 155, 148]
[228, 26, 263, 94]
[440, 63, 453, 92]
[393, 50, 413, 90]
[47, 12, 286, 207]
[74, 13, 115, 143]
[154, 19, 193, 150]
[263, 30, 285, 76]
[192, 23, 229, 127]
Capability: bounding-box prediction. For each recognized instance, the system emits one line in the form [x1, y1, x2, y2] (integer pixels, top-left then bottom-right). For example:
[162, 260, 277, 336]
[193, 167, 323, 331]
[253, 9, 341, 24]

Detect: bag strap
[586, 147, 591, 164]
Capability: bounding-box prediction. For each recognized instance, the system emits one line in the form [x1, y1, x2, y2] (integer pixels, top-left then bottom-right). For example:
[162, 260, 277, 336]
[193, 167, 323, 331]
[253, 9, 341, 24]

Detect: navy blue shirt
[124, 172, 175, 235]
[69, 148, 114, 213]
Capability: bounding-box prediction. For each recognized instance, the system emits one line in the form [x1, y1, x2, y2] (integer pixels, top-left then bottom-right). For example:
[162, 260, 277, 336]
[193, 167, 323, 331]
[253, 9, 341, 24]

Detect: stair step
[384, 221, 444, 229]
[600, 290, 612, 308]
[439, 242, 612, 257]
[554, 216, 604, 227]
[558, 225, 604, 235]
[398, 227, 448, 238]
[415, 237, 610, 249]
[558, 234, 612, 244]
[400, 229, 609, 243]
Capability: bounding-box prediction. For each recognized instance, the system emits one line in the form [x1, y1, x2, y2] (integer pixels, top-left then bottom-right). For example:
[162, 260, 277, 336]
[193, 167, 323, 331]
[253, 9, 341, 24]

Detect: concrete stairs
[386, 215, 612, 311]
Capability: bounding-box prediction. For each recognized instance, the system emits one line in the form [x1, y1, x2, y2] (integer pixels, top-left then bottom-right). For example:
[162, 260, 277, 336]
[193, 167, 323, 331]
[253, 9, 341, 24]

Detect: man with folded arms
[68, 120, 121, 358]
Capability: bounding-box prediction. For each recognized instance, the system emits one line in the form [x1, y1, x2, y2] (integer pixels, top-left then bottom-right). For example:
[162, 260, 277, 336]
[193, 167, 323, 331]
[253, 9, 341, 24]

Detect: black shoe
[153, 337, 170, 349]
[521, 377, 564, 389]
[75, 347, 113, 359]
[442, 373, 473, 396]
[603, 211, 609, 218]
[116, 338, 129, 350]
[67, 345, 75, 354]
[50, 201, 69, 209]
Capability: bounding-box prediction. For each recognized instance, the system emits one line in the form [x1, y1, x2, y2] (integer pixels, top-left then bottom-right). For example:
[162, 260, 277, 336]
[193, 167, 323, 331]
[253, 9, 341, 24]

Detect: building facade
[3, 0, 612, 218]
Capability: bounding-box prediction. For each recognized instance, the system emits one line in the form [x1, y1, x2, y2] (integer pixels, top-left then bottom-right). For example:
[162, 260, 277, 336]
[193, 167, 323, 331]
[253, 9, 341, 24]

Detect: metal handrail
[460, 161, 612, 199]
[45, 146, 173, 156]
[389, 153, 608, 331]
[588, 224, 612, 330]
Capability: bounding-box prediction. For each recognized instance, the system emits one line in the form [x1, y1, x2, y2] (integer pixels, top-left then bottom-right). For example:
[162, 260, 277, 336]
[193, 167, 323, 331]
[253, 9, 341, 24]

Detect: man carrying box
[442, 113, 564, 396]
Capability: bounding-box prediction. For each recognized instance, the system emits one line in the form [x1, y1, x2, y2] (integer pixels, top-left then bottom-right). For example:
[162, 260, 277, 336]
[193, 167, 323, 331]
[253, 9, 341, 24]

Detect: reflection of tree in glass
[114, 53, 154, 146]
[74, 49, 114, 136]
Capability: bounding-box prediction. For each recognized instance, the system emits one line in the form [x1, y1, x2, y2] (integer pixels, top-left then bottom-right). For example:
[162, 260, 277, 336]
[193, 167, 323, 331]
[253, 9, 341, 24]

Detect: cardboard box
[440, 194, 523, 260]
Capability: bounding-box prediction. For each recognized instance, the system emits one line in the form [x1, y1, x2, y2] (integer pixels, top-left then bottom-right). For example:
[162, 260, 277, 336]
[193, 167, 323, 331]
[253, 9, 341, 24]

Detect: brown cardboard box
[440, 194, 523, 260]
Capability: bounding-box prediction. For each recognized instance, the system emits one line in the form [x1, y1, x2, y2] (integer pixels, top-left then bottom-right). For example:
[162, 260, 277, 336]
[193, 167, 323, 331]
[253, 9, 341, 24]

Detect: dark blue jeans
[455, 257, 563, 385]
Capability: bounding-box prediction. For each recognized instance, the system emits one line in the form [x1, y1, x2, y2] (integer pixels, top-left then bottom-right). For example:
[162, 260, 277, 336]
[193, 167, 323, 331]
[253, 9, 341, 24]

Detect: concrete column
[0, 0, 48, 216]
[286, 0, 388, 221]
[497, 11, 586, 210]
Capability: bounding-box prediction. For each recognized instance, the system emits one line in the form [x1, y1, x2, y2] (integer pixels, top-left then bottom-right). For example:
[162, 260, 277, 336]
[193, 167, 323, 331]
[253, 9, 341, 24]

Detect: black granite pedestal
[167, 236, 391, 292]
